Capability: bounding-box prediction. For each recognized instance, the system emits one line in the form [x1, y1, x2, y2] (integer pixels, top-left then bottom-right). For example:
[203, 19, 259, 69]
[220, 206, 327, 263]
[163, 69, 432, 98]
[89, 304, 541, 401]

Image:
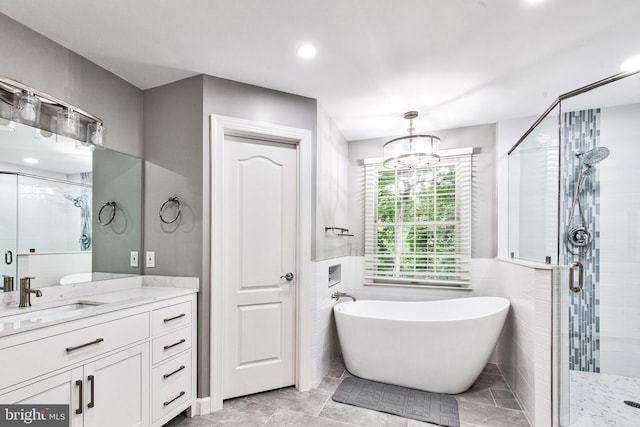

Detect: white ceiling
[1, 0, 639, 141]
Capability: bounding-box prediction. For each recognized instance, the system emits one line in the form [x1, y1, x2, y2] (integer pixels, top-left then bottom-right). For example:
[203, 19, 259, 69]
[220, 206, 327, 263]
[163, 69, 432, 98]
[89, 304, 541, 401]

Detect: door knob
[280, 272, 294, 281]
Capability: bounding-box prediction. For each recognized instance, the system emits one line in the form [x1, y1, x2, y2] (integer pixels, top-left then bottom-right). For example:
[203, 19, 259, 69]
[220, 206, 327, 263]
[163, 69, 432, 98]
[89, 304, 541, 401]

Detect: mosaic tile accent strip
[561, 109, 601, 373]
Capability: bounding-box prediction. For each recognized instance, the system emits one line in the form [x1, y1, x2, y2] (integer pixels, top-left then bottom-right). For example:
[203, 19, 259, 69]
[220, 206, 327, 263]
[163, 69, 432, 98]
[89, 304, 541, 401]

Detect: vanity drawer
[0, 312, 149, 389]
[151, 351, 192, 422]
[152, 301, 192, 336]
[152, 326, 191, 364]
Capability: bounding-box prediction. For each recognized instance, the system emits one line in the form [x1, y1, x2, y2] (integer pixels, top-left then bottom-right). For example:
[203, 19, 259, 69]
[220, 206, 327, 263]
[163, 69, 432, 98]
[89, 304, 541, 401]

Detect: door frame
[209, 115, 313, 411]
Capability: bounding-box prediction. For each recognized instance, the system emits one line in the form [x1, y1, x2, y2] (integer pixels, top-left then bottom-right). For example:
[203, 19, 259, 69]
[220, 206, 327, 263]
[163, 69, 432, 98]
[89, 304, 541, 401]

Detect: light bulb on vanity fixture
[87, 122, 105, 149]
[76, 121, 105, 151]
[11, 90, 41, 126]
[57, 108, 80, 139]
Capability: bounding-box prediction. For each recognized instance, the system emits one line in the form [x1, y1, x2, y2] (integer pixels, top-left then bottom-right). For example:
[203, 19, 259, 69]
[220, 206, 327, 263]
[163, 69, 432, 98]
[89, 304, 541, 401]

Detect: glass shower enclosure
[508, 69, 640, 426]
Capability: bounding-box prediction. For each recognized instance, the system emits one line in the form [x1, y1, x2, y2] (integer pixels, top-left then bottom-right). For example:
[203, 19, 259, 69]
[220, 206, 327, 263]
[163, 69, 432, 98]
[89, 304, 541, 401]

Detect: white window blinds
[364, 150, 472, 286]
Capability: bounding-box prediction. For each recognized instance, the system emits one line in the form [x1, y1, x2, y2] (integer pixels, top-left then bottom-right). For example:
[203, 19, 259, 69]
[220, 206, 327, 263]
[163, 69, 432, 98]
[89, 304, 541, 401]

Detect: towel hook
[98, 201, 116, 226]
[160, 196, 181, 224]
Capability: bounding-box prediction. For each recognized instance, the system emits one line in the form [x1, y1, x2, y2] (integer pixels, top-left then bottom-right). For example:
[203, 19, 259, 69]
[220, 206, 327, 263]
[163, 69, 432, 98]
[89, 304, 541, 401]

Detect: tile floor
[166, 357, 531, 427]
[569, 370, 640, 426]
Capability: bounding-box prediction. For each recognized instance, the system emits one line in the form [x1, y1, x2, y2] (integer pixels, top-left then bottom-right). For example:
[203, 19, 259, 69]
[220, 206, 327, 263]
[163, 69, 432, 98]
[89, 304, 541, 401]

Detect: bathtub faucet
[331, 291, 356, 302]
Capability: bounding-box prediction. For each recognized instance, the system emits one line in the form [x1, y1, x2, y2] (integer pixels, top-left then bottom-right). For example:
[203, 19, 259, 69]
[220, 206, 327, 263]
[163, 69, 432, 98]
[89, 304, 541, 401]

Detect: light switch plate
[130, 251, 138, 267]
[145, 251, 155, 268]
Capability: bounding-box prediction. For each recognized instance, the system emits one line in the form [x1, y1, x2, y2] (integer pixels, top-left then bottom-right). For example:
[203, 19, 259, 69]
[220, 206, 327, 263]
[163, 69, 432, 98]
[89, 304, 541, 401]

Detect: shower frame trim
[508, 68, 640, 156]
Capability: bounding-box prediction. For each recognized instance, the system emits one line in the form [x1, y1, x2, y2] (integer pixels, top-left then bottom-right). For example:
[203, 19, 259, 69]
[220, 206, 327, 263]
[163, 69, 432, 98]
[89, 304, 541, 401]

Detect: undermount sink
[0, 301, 105, 324]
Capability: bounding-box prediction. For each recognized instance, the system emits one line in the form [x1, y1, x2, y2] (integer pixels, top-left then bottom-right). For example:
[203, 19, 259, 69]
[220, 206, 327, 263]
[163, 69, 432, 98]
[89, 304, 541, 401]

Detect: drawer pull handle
[66, 338, 104, 353]
[164, 338, 186, 350]
[88, 375, 95, 408]
[163, 391, 185, 406]
[163, 365, 186, 379]
[75, 380, 83, 414]
[163, 313, 186, 323]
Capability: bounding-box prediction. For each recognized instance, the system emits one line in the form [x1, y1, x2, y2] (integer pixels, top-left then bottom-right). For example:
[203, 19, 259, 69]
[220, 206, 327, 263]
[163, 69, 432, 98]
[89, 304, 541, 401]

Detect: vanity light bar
[0, 76, 103, 124]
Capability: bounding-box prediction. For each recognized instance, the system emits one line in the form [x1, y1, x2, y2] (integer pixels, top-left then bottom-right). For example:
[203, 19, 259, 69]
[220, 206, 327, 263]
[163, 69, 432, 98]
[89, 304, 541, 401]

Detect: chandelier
[383, 111, 440, 169]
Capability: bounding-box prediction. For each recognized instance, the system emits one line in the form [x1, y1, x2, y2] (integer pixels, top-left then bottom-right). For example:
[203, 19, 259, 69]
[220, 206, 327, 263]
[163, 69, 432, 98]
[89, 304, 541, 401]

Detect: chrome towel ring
[98, 201, 117, 226]
[160, 196, 181, 224]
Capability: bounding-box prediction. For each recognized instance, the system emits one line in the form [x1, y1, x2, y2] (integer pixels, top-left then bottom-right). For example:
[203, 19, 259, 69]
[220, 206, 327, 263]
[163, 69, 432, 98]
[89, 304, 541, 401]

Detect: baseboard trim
[194, 397, 211, 415]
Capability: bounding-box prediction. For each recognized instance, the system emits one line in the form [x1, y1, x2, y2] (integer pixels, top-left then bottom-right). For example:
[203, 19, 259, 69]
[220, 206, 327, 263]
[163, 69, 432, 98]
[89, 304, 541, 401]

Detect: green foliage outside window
[374, 166, 459, 281]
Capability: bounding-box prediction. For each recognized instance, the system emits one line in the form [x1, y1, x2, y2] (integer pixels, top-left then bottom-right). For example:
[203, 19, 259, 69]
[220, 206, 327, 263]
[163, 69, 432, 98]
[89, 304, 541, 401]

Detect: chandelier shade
[383, 111, 440, 169]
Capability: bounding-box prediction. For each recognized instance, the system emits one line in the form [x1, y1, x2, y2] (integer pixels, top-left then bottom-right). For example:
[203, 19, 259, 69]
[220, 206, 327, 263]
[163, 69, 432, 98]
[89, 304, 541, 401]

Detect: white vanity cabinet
[0, 291, 197, 427]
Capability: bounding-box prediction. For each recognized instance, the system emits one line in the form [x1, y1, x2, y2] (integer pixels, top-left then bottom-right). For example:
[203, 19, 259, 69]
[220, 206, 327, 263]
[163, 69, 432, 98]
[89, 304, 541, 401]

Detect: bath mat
[332, 376, 459, 427]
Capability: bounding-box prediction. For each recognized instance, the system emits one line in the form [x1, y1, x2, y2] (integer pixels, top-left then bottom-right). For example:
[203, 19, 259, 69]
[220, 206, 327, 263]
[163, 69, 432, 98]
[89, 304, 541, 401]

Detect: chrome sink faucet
[331, 291, 356, 302]
[19, 277, 42, 308]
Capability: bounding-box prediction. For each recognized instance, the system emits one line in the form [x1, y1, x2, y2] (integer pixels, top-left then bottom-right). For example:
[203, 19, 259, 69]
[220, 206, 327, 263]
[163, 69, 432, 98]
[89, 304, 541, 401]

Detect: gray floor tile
[455, 387, 496, 406]
[264, 408, 355, 427]
[457, 401, 530, 427]
[330, 355, 345, 369]
[490, 389, 522, 411]
[315, 375, 344, 394]
[406, 420, 446, 427]
[319, 399, 408, 427]
[326, 366, 346, 378]
[244, 386, 330, 416]
[481, 363, 501, 375]
[471, 372, 511, 391]
[193, 398, 276, 426]
[166, 360, 530, 427]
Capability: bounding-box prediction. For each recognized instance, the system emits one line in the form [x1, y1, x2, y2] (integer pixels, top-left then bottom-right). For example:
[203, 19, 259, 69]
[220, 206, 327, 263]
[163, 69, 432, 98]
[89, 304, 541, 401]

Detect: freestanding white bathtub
[333, 297, 510, 394]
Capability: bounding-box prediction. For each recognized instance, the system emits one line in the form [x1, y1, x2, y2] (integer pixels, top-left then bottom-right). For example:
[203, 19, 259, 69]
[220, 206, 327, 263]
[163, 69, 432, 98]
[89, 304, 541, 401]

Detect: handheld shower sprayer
[565, 147, 610, 255]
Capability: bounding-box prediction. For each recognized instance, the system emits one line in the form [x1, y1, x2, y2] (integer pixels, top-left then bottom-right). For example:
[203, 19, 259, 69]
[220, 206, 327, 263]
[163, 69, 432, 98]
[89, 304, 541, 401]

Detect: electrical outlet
[130, 251, 138, 267]
[145, 251, 155, 268]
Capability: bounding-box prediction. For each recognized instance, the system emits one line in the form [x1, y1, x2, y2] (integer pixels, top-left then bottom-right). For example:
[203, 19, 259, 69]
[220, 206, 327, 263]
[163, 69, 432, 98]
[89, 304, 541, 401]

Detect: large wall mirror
[0, 78, 142, 292]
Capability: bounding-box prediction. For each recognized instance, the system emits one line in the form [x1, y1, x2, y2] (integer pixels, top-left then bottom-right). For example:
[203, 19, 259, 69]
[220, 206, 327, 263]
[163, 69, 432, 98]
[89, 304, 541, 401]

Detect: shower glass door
[559, 71, 640, 426]
[0, 173, 17, 292]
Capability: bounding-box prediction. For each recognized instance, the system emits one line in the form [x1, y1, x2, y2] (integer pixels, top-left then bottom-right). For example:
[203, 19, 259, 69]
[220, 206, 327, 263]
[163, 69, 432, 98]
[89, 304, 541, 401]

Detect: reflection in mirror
[0, 121, 93, 288]
[0, 121, 142, 291]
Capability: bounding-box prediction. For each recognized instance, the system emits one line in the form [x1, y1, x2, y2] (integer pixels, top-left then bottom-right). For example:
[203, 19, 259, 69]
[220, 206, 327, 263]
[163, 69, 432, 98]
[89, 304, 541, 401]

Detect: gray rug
[332, 376, 460, 427]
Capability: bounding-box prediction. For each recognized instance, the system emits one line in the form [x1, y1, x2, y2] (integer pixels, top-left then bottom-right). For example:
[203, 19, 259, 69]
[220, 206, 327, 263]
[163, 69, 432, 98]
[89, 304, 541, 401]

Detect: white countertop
[0, 275, 198, 337]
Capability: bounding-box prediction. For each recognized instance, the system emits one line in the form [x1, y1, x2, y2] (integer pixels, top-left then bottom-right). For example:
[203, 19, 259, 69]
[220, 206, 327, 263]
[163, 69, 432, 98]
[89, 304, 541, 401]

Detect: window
[364, 149, 472, 286]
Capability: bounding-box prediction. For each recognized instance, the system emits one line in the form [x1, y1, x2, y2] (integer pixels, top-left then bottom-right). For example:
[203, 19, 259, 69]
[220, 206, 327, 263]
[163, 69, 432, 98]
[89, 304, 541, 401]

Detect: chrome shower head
[578, 147, 610, 165]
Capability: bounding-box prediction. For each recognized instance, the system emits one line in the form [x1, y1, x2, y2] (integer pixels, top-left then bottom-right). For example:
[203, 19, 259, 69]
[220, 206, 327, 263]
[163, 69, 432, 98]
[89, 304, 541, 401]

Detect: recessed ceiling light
[620, 56, 640, 72]
[298, 44, 317, 60]
[524, 0, 544, 4]
[24, 157, 38, 164]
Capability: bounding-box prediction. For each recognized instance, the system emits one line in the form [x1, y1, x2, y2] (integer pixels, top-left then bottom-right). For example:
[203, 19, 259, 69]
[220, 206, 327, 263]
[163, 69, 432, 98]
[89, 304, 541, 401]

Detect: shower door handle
[4, 250, 12, 265]
[569, 261, 584, 293]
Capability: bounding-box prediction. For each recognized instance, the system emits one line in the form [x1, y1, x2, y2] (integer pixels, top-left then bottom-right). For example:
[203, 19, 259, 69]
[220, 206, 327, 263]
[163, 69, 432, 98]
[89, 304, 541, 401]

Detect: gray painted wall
[348, 123, 497, 259]
[143, 74, 317, 396]
[92, 149, 143, 275]
[0, 13, 143, 158]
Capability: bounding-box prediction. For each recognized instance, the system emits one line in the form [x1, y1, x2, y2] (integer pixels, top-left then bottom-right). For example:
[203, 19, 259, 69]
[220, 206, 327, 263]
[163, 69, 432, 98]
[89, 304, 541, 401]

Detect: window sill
[363, 281, 473, 291]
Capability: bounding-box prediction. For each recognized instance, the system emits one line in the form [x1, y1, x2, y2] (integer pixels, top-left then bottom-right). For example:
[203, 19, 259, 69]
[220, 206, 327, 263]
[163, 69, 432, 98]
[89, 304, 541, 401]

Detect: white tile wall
[311, 255, 353, 385]
[599, 103, 640, 378]
[494, 259, 561, 427]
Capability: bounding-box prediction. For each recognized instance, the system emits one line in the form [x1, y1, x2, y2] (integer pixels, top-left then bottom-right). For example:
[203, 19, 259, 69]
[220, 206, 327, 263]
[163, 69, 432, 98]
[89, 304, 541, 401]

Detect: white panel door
[222, 135, 297, 399]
